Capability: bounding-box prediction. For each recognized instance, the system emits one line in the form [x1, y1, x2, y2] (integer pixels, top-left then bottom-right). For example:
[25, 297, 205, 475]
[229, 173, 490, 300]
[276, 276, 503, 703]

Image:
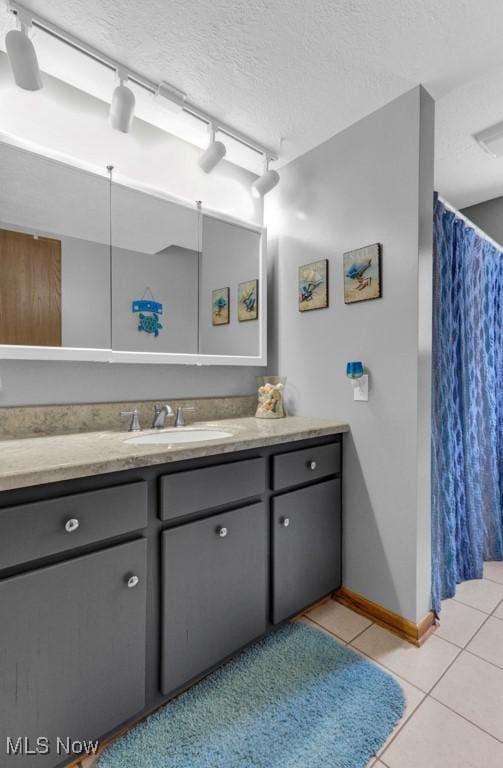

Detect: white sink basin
[126, 428, 232, 445]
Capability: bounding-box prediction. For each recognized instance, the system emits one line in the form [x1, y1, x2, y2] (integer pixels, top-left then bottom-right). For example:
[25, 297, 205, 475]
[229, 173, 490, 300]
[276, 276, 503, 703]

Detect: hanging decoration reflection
[132, 287, 164, 337]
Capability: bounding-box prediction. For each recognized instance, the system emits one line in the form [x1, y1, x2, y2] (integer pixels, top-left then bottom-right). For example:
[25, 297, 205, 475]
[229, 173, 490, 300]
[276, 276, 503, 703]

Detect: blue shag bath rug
[98, 622, 404, 768]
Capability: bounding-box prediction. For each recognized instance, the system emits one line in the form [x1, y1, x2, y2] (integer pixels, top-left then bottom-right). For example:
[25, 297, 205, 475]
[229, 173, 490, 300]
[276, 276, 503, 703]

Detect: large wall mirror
[0, 141, 266, 365]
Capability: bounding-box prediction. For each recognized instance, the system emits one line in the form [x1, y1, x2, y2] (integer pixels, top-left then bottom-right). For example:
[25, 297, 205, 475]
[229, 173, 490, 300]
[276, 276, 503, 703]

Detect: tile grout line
[424, 603, 503, 741]
[377, 694, 432, 764]
[379, 602, 503, 761]
[367, 626, 467, 761]
[346, 621, 376, 645]
[463, 646, 503, 671]
[308, 597, 503, 760]
[425, 611, 491, 695]
[481, 567, 503, 587]
[451, 592, 503, 614]
[490, 597, 503, 615]
[427, 692, 503, 744]
[437, 603, 502, 651]
[346, 643, 426, 694]
[303, 613, 375, 646]
[301, 615, 351, 644]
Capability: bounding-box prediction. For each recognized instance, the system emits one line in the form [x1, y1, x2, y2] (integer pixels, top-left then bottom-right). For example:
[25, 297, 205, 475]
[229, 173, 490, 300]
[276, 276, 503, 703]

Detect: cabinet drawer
[271, 442, 340, 490]
[272, 478, 341, 623]
[161, 502, 267, 694]
[0, 538, 147, 767]
[159, 457, 265, 521]
[0, 481, 148, 570]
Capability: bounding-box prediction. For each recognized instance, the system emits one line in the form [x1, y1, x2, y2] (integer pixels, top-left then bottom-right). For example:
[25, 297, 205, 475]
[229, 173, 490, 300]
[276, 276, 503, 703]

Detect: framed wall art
[343, 243, 382, 304]
[298, 259, 328, 311]
[238, 279, 258, 321]
[212, 287, 230, 325]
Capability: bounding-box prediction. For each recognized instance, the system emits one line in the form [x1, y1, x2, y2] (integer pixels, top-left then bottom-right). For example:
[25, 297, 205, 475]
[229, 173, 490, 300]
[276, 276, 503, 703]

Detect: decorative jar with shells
[255, 376, 287, 419]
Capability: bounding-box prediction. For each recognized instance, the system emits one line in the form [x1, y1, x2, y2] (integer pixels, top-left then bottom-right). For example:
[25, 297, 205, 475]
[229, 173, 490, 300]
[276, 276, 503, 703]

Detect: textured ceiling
[3, 0, 503, 168]
[435, 63, 503, 209]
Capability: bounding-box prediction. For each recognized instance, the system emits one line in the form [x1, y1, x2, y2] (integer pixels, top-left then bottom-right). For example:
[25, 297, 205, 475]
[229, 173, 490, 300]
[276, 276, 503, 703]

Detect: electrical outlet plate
[352, 374, 368, 401]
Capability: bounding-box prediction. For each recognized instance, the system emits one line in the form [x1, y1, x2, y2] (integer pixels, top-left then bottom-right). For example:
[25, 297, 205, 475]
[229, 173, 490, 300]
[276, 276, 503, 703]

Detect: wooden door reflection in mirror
[0, 228, 62, 347]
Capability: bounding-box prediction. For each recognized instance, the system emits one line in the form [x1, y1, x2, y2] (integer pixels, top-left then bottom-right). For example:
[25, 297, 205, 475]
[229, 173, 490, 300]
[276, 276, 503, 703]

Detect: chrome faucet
[120, 409, 141, 432]
[152, 403, 175, 429]
[174, 406, 195, 427]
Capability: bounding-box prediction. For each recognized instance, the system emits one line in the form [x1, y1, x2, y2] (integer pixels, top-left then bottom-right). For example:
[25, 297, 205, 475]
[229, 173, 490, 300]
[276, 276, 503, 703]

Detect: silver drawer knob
[217, 526, 228, 538]
[281, 517, 290, 527]
[64, 518, 79, 533]
[127, 575, 139, 589]
[308, 460, 317, 470]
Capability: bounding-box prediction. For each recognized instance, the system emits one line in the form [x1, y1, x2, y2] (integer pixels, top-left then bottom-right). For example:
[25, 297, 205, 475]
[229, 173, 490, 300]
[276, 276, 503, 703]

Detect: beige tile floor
[303, 561, 503, 768]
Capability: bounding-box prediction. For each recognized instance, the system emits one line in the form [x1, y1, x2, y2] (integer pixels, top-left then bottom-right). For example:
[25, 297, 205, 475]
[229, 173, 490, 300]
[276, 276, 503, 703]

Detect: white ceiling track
[6, 0, 279, 161]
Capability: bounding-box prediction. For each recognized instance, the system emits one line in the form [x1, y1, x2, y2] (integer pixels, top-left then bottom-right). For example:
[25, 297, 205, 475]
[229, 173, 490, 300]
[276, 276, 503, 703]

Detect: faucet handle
[175, 406, 195, 427]
[120, 409, 141, 432]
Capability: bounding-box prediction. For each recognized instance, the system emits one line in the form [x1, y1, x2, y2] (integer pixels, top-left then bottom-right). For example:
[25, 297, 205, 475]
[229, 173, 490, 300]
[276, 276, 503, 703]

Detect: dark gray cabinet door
[0, 539, 147, 768]
[162, 503, 267, 695]
[272, 479, 341, 623]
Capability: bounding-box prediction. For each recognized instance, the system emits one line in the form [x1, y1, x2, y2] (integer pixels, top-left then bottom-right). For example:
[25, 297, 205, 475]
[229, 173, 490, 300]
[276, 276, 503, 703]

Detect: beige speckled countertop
[0, 416, 349, 491]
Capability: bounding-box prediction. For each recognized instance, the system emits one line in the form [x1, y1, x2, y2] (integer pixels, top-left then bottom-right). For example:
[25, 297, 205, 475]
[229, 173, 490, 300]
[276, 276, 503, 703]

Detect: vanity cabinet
[161, 502, 267, 694]
[0, 432, 342, 767]
[0, 539, 147, 767]
[159, 457, 265, 521]
[0, 480, 148, 570]
[272, 479, 342, 623]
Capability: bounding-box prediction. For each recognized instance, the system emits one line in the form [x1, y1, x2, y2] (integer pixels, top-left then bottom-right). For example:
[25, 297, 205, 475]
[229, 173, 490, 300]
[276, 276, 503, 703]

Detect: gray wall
[61, 236, 110, 349]
[267, 86, 434, 623]
[461, 195, 503, 247]
[0, 361, 263, 406]
[199, 216, 261, 356]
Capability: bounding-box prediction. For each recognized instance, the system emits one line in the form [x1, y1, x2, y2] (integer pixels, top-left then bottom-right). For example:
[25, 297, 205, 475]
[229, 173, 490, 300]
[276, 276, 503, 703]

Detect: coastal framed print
[238, 279, 258, 321]
[298, 259, 329, 311]
[212, 287, 230, 325]
[343, 243, 382, 304]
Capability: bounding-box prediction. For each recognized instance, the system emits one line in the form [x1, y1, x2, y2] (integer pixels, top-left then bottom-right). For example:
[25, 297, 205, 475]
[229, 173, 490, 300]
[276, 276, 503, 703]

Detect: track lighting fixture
[251, 157, 280, 198]
[5, 2, 280, 170]
[198, 125, 227, 173]
[154, 81, 187, 113]
[109, 70, 135, 133]
[5, 10, 42, 91]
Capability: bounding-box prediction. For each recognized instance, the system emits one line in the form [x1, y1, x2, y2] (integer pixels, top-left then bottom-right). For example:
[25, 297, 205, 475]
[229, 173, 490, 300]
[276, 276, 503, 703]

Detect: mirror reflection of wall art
[212, 287, 230, 325]
[298, 259, 329, 311]
[132, 288, 164, 337]
[238, 279, 258, 321]
[343, 243, 382, 304]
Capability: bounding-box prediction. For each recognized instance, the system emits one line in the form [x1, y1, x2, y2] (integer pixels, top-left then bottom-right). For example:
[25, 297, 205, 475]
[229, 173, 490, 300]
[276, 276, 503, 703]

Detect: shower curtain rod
[438, 194, 503, 253]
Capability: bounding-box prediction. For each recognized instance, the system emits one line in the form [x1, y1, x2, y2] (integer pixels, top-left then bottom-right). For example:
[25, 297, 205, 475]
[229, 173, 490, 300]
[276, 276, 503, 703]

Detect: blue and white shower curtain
[431, 198, 503, 614]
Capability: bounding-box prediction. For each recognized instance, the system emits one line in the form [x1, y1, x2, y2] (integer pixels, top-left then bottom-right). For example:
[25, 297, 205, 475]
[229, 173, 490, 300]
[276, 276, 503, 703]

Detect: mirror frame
[0, 145, 267, 367]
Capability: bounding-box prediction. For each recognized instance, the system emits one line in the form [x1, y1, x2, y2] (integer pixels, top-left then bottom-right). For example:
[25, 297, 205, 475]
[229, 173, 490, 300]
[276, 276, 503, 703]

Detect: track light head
[5, 15, 42, 91]
[198, 126, 227, 173]
[110, 73, 135, 133]
[251, 167, 280, 198]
